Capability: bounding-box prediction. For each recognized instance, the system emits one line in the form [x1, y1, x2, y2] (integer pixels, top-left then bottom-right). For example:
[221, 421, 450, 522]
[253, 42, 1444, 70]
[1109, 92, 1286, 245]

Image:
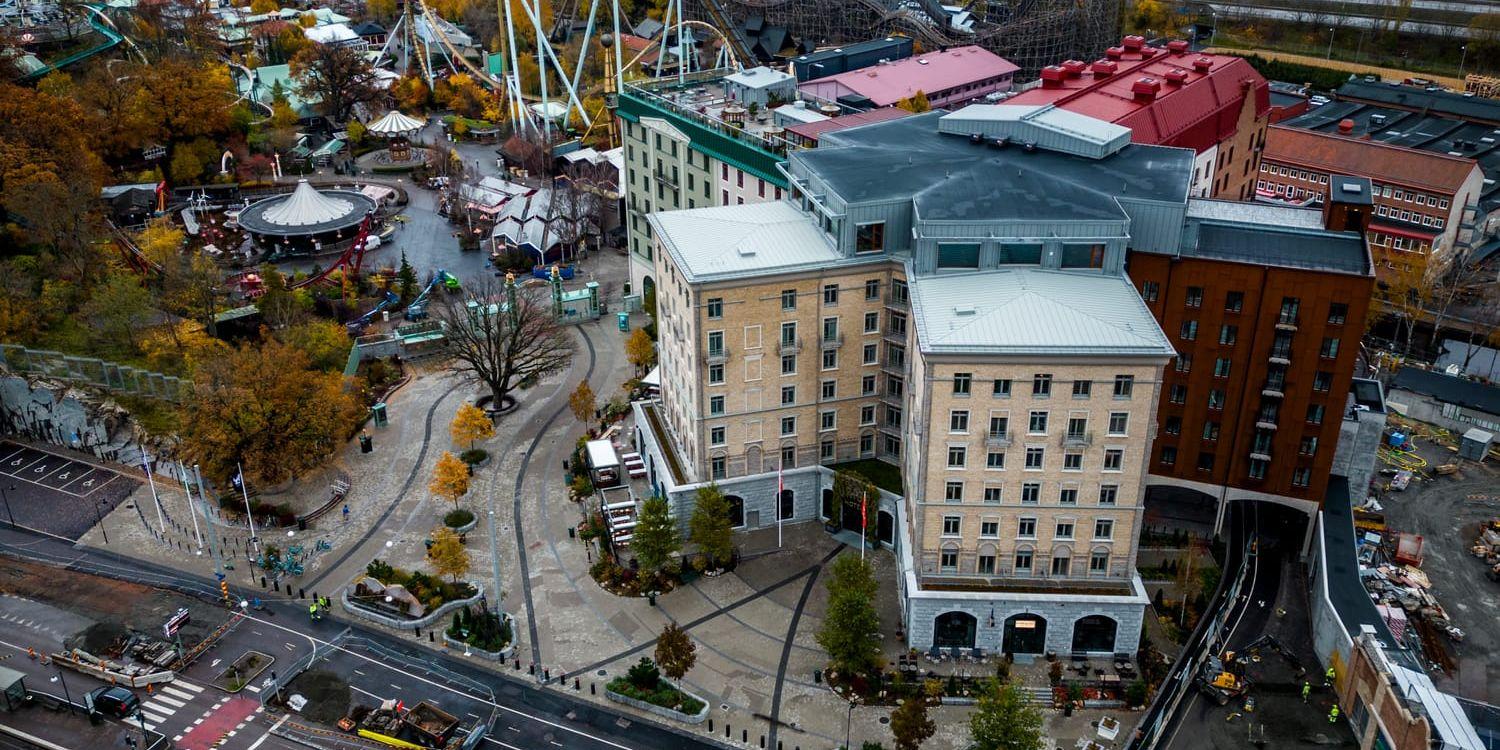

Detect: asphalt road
[0, 523, 722, 750]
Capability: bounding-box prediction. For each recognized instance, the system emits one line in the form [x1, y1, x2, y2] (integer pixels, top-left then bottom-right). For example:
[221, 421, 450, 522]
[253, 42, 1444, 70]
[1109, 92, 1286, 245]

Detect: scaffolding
[683, 0, 1121, 77]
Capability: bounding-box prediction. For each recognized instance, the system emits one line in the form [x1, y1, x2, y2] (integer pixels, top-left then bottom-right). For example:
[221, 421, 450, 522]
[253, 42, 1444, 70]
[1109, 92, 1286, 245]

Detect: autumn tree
[278, 320, 353, 371]
[631, 496, 681, 574]
[653, 622, 697, 686]
[969, 679, 1046, 750]
[890, 695, 936, 750]
[625, 328, 656, 375]
[129, 59, 235, 175]
[391, 74, 432, 113]
[435, 277, 575, 408]
[180, 339, 360, 484]
[430, 451, 472, 508]
[291, 42, 383, 123]
[250, 0, 278, 13]
[897, 90, 931, 113]
[450, 403, 495, 449]
[569, 380, 596, 424]
[81, 274, 155, 351]
[140, 320, 228, 375]
[687, 484, 734, 569]
[366, 0, 397, 21]
[428, 526, 472, 582]
[1377, 259, 1434, 357]
[816, 553, 881, 674]
[256, 266, 315, 329]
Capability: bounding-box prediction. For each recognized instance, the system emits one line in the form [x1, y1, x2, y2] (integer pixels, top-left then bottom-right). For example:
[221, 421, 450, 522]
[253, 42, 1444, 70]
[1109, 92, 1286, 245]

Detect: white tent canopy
[261, 180, 355, 227]
[367, 110, 425, 137]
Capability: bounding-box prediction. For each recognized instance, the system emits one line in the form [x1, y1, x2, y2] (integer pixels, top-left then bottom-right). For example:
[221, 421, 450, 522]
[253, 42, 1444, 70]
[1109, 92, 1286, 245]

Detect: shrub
[1126, 679, 1149, 708]
[1048, 660, 1063, 686]
[443, 508, 475, 528]
[366, 559, 396, 581]
[570, 474, 594, 499]
[459, 448, 488, 465]
[626, 657, 660, 691]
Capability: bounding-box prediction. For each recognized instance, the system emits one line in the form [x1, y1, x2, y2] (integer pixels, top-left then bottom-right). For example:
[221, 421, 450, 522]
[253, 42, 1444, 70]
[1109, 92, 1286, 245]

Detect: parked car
[86, 686, 140, 718]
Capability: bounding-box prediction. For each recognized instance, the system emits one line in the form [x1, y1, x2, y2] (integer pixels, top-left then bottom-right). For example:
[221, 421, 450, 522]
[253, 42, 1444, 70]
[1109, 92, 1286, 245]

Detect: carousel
[365, 110, 430, 169]
[238, 179, 377, 257]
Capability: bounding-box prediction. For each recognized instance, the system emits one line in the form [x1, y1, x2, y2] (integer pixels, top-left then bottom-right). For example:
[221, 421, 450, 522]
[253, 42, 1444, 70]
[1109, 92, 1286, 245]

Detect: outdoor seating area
[600, 490, 638, 549]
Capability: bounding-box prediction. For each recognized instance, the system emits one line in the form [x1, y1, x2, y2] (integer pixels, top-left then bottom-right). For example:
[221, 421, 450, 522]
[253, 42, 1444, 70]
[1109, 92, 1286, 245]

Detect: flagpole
[238, 462, 260, 555]
[142, 454, 164, 534]
[860, 490, 866, 562]
[776, 457, 783, 549]
[179, 461, 203, 551]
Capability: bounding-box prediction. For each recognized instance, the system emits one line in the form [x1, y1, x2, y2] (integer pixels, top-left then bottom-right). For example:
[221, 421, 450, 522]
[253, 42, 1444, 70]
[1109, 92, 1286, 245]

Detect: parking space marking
[0, 442, 120, 498]
[0, 445, 26, 464]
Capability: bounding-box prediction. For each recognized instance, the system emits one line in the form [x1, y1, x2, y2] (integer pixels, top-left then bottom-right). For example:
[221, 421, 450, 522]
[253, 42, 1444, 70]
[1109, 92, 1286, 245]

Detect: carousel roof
[261, 180, 356, 226]
[367, 110, 425, 137]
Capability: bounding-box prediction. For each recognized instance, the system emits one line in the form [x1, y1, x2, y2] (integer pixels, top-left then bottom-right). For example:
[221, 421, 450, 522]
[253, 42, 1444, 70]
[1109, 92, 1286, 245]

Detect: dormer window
[855, 222, 885, 253]
[936, 242, 981, 269]
[999, 243, 1043, 264]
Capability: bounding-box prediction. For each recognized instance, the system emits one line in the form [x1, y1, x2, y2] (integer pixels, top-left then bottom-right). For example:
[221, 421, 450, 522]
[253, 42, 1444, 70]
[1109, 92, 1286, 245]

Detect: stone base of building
[900, 577, 1148, 657]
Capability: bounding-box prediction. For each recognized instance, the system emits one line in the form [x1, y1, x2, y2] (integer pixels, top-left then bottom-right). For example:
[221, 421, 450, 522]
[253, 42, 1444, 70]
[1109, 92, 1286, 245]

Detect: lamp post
[843, 695, 859, 750]
[1460, 45, 1469, 78]
[1327, 27, 1335, 60]
[92, 498, 109, 545]
[0, 484, 15, 528]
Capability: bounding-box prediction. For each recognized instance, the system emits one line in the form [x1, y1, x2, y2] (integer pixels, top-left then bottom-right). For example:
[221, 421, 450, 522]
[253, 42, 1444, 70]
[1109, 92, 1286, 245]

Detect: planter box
[445, 515, 479, 534]
[442, 613, 516, 661]
[604, 686, 710, 725]
[341, 583, 485, 630]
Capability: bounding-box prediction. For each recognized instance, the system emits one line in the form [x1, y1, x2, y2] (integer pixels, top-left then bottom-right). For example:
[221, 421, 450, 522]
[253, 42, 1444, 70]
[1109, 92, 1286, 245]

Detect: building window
[709, 395, 725, 415]
[1197, 453, 1215, 472]
[1202, 421, 1220, 441]
[1307, 404, 1325, 424]
[822, 349, 838, 369]
[945, 481, 964, 502]
[1028, 411, 1049, 434]
[1320, 337, 1340, 359]
[781, 416, 796, 435]
[1073, 379, 1092, 399]
[1169, 385, 1187, 404]
[781, 355, 796, 375]
[1219, 325, 1238, 346]
[983, 488, 1002, 504]
[1180, 320, 1198, 340]
[1113, 375, 1134, 398]
[1300, 436, 1319, 456]
[1103, 449, 1123, 471]
[1025, 447, 1045, 469]
[1063, 452, 1083, 471]
[947, 446, 967, 468]
[986, 450, 1005, 469]
[710, 426, 725, 445]
[1142, 281, 1160, 302]
[855, 222, 885, 253]
[1033, 374, 1053, 397]
[707, 298, 723, 319]
[1164, 416, 1181, 435]
[822, 380, 837, 399]
[1313, 371, 1332, 392]
[709, 364, 725, 384]
[1094, 519, 1114, 540]
[1014, 549, 1033, 571]
[1186, 286, 1203, 308]
[1090, 550, 1109, 574]
[950, 410, 970, 433]
[1208, 390, 1225, 410]
[820, 411, 836, 431]
[865, 279, 880, 300]
[1176, 353, 1192, 373]
[1099, 485, 1118, 506]
[820, 439, 834, 460]
[1055, 521, 1074, 540]
[707, 330, 725, 356]
[863, 344, 878, 365]
[781, 385, 796, 405]
[942, 516, 961, 536]
[1213, 357, 1232, 378]
[977, 554, 996, 574]
[1225, 291, 1244, 313]
[860, 432, 874, 455]
[1292, 468, 1311, 487]
[780, 289, 797, 310]
[860, 405, 875, 425]
[937, 242, 982, 268]
[1021, 483, 1040, 505]
[939, 549, 958, 572]
[1059, 486, 1078, 504]
[1018, 517, 1036, 537]
[862, 375, 876, 395]
[822, 284, 839, 306]
[953, 373, 972, 395]
[1108, 413, 1128, 435]
[863, 311, 879, 333]
[711, 456, 726, 479]
[1160, 446, 1177, 465]
[993, 378, 1012, 397]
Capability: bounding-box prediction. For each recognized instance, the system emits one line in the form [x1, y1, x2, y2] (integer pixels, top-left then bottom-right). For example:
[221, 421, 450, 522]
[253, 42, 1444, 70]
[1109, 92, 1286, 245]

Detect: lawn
[828, 459, 902, 495]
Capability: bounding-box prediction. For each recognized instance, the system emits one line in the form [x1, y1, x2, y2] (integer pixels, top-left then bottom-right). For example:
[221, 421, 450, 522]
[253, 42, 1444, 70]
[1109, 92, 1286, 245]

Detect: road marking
[148, 695, 186, 709]
[160, 686, 196, 702]
[141, 709, 171, 723]
[141, 722, 157, 731]
[353, 670, 366, 676]
[283, 643, 296, 652]
[483, 739, 524, 750]
[350, 686, 384, 701]
[246, 685, 261, 693]
[173, 679, 206, 693]
[245, 715, 289, 750]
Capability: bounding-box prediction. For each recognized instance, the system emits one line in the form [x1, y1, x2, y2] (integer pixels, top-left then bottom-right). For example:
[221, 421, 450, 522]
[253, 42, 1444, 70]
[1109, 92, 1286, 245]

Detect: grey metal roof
[1181, 220, 1371, 276]
[1328, 175, 1372, 205]
[1392, 366, 1500, 416]
[908, 268, 1174, 356]
[649, 201, 883, 283]
[1185, 198, 1325, 229]
[937, 104, 1133, 159]
[796, 111, 1192, 223]
[1338, 78, 1500, 124]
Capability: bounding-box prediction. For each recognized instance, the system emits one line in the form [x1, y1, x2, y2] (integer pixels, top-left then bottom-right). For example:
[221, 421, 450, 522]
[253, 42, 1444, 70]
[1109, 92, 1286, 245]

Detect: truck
[339, 699, 467, 750]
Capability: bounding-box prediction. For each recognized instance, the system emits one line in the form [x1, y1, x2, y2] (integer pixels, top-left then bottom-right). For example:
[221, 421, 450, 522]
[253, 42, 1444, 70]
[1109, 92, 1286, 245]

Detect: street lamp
[1460, 45, 1469, 78]
[843, 695, 859, 750]
[1327, 27, 1336, 60]
[92, 498, 109, 544]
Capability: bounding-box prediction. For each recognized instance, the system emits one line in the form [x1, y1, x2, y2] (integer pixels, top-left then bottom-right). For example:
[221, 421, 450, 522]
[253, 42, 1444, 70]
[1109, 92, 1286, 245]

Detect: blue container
[1388, 432, 1405, 447]
[617, 312, 629, 332]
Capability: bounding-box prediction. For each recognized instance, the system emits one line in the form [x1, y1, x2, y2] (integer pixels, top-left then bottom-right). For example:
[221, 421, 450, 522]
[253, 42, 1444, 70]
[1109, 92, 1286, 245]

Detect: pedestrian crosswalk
[137, 678, 206, 731]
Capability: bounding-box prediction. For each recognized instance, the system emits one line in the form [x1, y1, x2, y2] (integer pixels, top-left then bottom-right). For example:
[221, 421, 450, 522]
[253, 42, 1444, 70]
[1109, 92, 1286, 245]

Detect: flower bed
[444, 607, 514, 660]
[363, 559, 476, 612]
[443, 508, 477, 533]
[588, 552, 681, 598]
[603, 659, 707, 724]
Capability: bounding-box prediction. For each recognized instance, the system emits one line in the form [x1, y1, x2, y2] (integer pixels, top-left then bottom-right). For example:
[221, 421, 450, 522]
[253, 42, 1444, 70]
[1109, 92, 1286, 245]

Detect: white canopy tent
[367, 110, 425, 137]
[261, 180, 357, 227]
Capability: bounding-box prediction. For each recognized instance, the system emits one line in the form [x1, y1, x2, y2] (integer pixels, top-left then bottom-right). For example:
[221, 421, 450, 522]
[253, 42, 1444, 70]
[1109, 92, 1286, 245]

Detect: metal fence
[0, 344, 191, 402]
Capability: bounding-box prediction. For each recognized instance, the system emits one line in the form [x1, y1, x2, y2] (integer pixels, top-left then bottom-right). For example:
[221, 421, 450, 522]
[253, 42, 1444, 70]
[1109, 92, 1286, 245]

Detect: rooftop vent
[1023, 141, 1038, 153]
[954, 305, 977, 316]
[1060, 59, 1086, 77]
[1341, 181, 1363, 193]
[1092, 59, 1118, 77]
[1132, 77, 1161, 101]
[1164, 68, 1189, 85]
[1338, 118, 1355, 134]
[1166, 39, 1190, 55]
[1192, 56, 1214, 72]
[991, 136, 1011, 148]
[1122, 35, 1145, 50]
[737, 245, 757, 256]
[1105, 46, 1125, 60]
[1370, 113, 1388, 126]
[1040, 66, 1067, 88]
[970, 132, 984, 144]
[917, 58, 929, 65]
[1139, 46, 1159, 58]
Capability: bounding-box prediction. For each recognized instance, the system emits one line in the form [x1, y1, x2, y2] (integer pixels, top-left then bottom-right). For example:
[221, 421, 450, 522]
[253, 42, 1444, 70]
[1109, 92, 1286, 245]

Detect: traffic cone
[26, 648, 35, 660]
[147, 683, 154, 695]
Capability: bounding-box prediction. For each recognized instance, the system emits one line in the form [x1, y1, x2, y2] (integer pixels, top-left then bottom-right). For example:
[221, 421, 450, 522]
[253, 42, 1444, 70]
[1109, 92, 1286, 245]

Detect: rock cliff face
[0, 373, 175, 468]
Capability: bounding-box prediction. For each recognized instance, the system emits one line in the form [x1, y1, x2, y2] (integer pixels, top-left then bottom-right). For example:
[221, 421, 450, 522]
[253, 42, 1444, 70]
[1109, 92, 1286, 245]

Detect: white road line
[483, 739, 524, 750]
[140, 722, 157, 731]
[160, 686, 196, 702]
[140, 709, 171, 724]
[350, 686, 384, 701]
[245, 715, 289, 750]
[147, 694, 187, 708]
[246, 685, 261, 693]
[173, 680, 206, 693]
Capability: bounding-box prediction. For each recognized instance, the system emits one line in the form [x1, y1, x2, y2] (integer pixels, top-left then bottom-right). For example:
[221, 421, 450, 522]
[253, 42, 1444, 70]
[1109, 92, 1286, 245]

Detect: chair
[947, 647, 962, 662]
[972, 646, 986, 661]
[927, 645, 943, 662]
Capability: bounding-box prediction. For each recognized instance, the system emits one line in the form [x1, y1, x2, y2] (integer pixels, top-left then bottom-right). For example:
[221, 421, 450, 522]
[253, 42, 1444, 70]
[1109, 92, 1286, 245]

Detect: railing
[0, 344, 192, 402]
[1268, 346, 1292, 364]
[917, 552, 1134, 592]
[885, 292, 909, 309]
[778, 337, 802, 355]
[882, 359, 906, 376]
[1060, 431, 1094, 448]
[820, 333, 844, 349]
[986, 430, 1012, 447]
[703, 347, 730, 364]
[884, 330, 907, 345]
[1276, 313, 1300, 330]
[653, 168, 679, 189]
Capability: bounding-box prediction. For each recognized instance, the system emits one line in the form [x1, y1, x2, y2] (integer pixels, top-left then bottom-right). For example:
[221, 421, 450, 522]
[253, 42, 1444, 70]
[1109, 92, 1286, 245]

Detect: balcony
[703, 347, 730, 365]
[1249, 450, 1272, 462]
[1060, 431, 1093, 448]
[883, 329, 907, 346]
[778, 337, 802, 355]
[986, 430, 1013, 447]
[1261, 381, 1285, 399]
[1275, 314, 1299, 332]
[819, 333, 844, 349]
[653, 168, 679, 189]
[1255, 418, 1278, 431]
[882, 359, 906, 376]
[1268, 348, 1292, 366]
[885, 292, 909, 309]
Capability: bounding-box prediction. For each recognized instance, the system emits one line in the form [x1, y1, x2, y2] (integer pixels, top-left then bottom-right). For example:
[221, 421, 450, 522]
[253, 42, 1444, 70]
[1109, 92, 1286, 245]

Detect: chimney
[1323, 175, 1374, 234]
[1092, 59, 1118, 78]
[1132, 77, 1161, 101]
[1122, 35, 1145, 51]
[1338, 118, 1355, 134]
[1040, 66, 1067, 88]
[1167, 39, 1190, 55]
[1139, 46, 1159, 59]
[1164, 68, 1189, 85]
[1192, 56, 1214, 72]
[1105, 46, 1125, 60]
[1060, 59, 1086, 78]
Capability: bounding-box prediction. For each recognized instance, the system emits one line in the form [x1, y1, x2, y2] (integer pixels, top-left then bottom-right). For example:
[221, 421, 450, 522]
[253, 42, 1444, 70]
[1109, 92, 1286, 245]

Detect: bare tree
[436, 277, 575, 406]
[290, 42, 383, 124]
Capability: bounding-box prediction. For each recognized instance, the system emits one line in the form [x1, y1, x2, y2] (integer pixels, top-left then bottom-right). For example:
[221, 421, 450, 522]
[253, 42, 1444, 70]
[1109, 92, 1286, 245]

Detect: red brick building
[1127, 196, 1375, 512]
[1008, 36, 1270, 200]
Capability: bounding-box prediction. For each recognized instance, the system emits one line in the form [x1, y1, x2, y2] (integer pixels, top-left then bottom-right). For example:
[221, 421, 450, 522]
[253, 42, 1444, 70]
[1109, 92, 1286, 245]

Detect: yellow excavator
[1197, 650, 1252, 705]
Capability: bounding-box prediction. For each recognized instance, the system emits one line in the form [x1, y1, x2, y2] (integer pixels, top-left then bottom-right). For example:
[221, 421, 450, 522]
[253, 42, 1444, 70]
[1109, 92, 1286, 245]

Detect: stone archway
[934, 611, 977, 649]
[1071, 614, 1118, 653]
[725, 495, 745, 528]
[1003, 613, 1047, 655]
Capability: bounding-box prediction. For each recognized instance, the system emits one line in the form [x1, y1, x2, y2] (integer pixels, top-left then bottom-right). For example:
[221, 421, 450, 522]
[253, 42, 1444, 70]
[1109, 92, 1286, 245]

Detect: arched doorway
[821, 488, 834, 521]
[1071, 615, 1117, 653]
[778, 489, 794, 521]
[877, 510, 894, 545]
[725, 495, 744, 528]
[1003, 614, 1047, 655]
[745, 445, 763, 474]
[933, 611, 977, 649]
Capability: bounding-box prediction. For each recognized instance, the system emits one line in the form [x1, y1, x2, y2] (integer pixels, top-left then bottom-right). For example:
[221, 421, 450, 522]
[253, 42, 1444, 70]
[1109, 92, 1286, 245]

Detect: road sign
[163, 608, 191, 639]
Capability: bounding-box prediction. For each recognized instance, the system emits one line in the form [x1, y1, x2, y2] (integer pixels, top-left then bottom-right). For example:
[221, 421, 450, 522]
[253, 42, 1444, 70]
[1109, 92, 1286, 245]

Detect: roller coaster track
[699, 0, 756, 66]
[20, 3, 144, 80]
[411, 0, 541, 101]
[106, 219, 165, 275]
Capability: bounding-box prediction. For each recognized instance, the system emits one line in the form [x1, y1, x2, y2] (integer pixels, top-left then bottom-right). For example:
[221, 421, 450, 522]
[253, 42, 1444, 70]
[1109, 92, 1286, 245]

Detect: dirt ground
[1369, 436, 1500, 703]
[0, 556, 231, 651]
[1201, 47, 1464, 90]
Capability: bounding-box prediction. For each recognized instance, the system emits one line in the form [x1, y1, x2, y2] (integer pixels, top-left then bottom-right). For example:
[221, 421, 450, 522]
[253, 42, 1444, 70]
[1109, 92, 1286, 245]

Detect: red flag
[861, 491, 867, 530]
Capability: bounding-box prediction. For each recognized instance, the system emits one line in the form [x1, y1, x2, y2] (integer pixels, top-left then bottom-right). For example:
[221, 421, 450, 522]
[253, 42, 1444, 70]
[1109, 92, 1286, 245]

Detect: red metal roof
[1007, 41, 1269, 154]
[784, 107, 913, 144]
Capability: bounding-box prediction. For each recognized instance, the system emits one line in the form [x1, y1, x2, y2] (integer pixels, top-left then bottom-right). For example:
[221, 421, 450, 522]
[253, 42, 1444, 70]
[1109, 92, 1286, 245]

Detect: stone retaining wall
[339, 583, 485, 630]
[441, 612, 516, 661]
[603, 685, 710, 725]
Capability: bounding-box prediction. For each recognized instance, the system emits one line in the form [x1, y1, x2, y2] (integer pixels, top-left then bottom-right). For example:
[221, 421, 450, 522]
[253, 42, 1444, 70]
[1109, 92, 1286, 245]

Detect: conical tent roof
[367, 110, 425, 137]
[260, 180, 356, 227]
